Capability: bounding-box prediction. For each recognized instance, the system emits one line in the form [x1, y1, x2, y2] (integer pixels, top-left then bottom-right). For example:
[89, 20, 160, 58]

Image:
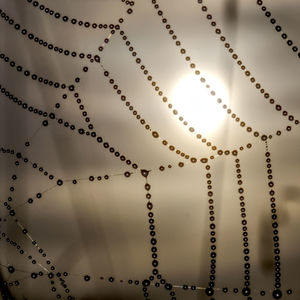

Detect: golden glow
[171, 73, 229, 135]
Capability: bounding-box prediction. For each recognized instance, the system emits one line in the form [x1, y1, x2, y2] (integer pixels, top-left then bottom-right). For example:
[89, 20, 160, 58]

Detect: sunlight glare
[171, 73, 229, 135]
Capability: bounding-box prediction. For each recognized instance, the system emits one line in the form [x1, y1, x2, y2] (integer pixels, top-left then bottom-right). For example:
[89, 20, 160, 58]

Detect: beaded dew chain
[0, 0, 299, 299]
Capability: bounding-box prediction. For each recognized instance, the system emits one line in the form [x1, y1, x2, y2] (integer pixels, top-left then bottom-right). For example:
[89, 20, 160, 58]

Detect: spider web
[0, 0, 300, 299]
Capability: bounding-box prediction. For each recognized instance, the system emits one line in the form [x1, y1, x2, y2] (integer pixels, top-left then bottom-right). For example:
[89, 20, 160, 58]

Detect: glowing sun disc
[171, 73, 229, 135]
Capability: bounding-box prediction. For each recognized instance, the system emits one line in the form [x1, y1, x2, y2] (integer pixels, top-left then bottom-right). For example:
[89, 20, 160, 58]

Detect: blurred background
[0, 0, 300, 299]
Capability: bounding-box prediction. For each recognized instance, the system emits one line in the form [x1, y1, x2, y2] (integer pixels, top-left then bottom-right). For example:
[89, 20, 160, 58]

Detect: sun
[171, 73, 229, 135]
